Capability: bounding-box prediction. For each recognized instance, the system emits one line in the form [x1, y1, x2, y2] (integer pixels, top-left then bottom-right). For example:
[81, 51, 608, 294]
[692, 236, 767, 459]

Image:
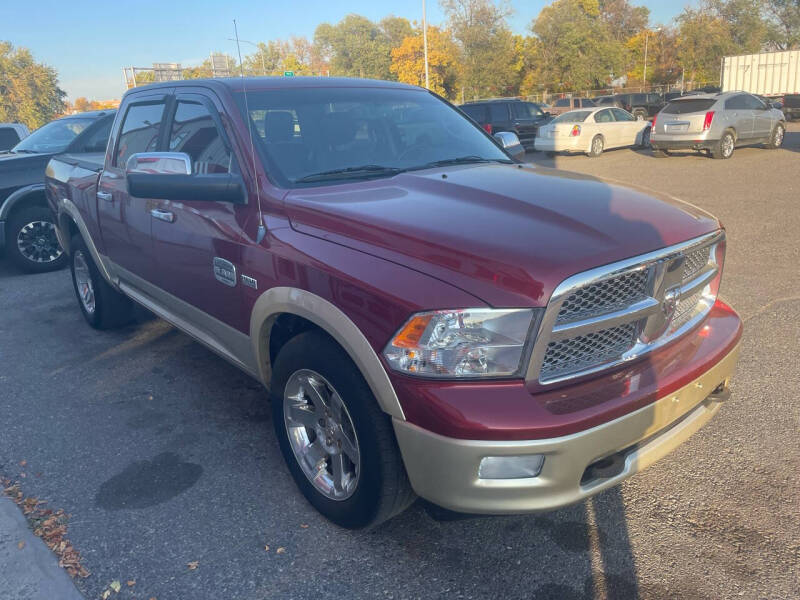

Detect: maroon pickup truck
[45, 77, 742, 529]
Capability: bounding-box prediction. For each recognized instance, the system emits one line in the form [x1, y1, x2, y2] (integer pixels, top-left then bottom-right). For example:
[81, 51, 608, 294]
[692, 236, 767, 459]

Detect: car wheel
[271, 330, 415, 529]
[710, 131, 735, 159]
[640, 127, 652, 148]
[767, 124, 785, 149]
[70, 234, 133, 329]
[5, 205, 67, 273]
[588, 135, 604, 157]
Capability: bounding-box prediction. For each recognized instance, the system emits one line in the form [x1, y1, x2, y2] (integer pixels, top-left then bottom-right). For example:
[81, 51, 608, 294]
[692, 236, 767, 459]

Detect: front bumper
[394, 341, 740, 514]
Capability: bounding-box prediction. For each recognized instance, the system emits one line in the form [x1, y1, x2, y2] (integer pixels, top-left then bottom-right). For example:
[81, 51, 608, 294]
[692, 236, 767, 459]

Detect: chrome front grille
[528, 231, 724, 385]
[556, 270, 648, 324]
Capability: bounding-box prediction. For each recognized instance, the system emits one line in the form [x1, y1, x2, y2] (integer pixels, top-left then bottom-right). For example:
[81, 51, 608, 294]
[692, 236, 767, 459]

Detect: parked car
[459, 98, 552, 150]
[0, 110, 115, 272]
[664, 91, 686, 102]
[783, 94, 800, 120]
[650, 92, 785, 159]
[0, 124, 30, 152]
[612, 93, 664, 120]
[593, 95, 624, 108]
[547, 97, 596, 116]
[46, 77, 741, 529]
[534, 107, 651, 157]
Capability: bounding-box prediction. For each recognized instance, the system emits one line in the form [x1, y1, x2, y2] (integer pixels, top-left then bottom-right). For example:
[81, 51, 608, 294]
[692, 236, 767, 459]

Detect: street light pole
[422, 0, 430, 89]
[643, 31, 649, 89]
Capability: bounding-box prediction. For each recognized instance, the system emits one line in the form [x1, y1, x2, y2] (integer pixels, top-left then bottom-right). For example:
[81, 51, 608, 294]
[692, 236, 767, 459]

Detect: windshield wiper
[11, 149, 38, 154]
[409, 155, 513, 170]
[295, 164, 405, 183]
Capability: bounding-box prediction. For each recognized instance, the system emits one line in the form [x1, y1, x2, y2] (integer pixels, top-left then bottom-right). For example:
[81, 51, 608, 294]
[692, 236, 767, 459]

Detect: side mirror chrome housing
[493, 131, 525, 162]
[126, 152, 192, 176]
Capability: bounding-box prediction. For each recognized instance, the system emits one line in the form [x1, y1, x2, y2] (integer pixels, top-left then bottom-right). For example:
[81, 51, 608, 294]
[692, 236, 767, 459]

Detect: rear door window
[115, 101, 166, 167]
[460, 104, 486, 123]
[611, 108, 635, 122]
[554, 98, 570, 107]
[742, 94, 766, 110]
[662, 99, 716, 114]
[489, 103, 508, 122]
[594, 109, 614, 123]
[0, 127, 21, 149]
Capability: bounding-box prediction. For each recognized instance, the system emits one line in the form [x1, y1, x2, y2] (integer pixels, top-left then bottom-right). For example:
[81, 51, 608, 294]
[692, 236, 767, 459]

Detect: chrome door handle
[97, 191, 113, 202]
[150, 209, 175, 223]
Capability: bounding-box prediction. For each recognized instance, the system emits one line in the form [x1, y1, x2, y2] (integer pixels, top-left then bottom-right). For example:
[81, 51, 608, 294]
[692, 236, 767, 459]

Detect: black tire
[69, 234, 133, 329]
[5, 205, 67, 273]
[270, 330, 415, 529]
[711, 131, 735, 159]
[640, 127, 651, 148]
[588, 135, 604, 157]
[767, 123, 785, 149]
[652, 148, 670, 158]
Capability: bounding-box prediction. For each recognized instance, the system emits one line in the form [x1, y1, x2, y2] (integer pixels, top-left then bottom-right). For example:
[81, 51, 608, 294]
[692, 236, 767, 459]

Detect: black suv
[459, 99, 552, 150]
[0, 110, 115, 272]
[613, 93, 664, 120]
[783, 94, 800, 121]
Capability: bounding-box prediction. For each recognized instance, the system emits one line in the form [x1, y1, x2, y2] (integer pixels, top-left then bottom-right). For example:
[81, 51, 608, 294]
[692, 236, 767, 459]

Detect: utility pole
[422, 0, 430, 89]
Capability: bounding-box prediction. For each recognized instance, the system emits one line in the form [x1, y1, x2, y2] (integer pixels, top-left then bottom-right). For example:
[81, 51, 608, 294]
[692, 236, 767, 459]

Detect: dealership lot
[1, 124, 798, 600]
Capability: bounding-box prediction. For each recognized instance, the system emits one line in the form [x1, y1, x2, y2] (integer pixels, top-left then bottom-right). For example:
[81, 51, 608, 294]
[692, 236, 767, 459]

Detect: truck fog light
[478, 455, 544, 479]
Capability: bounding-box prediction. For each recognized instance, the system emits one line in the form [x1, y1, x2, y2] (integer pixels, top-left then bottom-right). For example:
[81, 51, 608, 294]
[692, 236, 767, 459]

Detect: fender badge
[241, 274, 258, 289]
[213, 257, 237, 287]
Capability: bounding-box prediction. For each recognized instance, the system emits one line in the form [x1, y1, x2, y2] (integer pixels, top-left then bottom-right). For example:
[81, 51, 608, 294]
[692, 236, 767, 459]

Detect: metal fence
[520, 81, 719, 105]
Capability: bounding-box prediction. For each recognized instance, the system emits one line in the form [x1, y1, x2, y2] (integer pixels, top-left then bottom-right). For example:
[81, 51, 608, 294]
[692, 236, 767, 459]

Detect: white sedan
[534, 107, 651, 157]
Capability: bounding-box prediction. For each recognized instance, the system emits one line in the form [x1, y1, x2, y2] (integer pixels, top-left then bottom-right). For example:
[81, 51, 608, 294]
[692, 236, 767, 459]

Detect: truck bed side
[45, 152, 105, 255]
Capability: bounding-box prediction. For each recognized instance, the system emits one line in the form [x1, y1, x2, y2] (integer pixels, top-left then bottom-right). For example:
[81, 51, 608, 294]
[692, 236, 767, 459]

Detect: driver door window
[168, 101, 232, 174]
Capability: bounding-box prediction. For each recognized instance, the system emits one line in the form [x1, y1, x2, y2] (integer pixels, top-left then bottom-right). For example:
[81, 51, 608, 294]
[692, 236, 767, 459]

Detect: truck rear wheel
[70, 234, 133, 329]
[5, 205, 66, 273]
[270, 330, 415, 529]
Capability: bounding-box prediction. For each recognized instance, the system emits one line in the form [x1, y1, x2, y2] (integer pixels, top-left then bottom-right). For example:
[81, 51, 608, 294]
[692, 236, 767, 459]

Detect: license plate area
[665, 122, 690, 133]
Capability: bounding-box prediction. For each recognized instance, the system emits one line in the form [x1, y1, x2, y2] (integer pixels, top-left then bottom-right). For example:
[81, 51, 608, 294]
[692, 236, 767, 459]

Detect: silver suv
[650, 92, 785, 159]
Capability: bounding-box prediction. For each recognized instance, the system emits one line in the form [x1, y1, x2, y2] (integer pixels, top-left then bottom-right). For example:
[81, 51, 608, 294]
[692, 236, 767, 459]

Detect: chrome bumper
[393, 342, 740, 514]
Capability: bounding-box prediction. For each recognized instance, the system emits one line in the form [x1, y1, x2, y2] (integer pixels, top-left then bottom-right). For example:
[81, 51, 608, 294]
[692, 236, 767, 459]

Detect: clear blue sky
[3, 0, 697, 100]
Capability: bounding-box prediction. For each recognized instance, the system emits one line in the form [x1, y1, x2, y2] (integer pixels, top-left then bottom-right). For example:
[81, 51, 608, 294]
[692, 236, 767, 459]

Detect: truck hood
[285, 164, 720, 307]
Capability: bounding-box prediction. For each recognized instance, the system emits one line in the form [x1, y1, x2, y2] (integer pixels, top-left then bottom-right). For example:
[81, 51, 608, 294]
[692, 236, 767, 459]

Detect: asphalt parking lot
[1, 123, 799, 600]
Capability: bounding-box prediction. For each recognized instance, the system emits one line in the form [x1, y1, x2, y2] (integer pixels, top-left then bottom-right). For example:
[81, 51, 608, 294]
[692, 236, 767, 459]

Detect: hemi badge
[241, 274, 258, 289]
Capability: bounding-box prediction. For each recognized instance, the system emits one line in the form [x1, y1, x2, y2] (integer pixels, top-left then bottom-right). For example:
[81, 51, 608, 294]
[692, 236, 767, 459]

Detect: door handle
[150, 209, 175, 223]
[97, 191, 113, 203]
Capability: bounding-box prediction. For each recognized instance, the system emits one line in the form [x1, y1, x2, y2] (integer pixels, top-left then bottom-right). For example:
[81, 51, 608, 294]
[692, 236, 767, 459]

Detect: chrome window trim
[526, 230, 724, 385]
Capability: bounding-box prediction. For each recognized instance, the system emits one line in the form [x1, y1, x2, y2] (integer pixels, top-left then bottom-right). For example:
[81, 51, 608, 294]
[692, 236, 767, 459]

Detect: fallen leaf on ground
[300, 524, 309, 529]
[19, 460, 27, 467]
[17, 540, 25, 549]
[127, 580, 136, 586]
[110, 580, 121, 592]
[276, 547, 286, 554]
[264, 545, 269, 551]
[101, 591, 111, 600]
[187, 561, 199, 570]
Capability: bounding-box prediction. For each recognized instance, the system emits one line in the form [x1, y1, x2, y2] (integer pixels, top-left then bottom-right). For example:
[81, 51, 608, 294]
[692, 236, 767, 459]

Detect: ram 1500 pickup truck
[46, 77, 742, 529]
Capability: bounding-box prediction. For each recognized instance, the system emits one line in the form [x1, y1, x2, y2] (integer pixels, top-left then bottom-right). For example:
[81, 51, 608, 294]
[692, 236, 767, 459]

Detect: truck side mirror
[126, 152, 192, 175]
[493, 131, 526, 162]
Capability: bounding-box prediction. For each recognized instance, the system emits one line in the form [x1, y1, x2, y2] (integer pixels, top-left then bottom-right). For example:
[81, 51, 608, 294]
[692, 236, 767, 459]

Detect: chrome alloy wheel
[73, 250, 96, 314]
[721, 134, 734, 158]
[592, 136, 604, 154]
[283, 369, 360, 500]
[774, 126, 784, 147]
[16, 220, 63, 264]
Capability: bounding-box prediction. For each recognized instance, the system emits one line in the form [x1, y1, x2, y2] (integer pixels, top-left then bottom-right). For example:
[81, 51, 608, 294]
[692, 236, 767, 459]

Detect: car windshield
[553, 110, 592, 123]
[235, 87, 511, 187]
[662, 99, 716, 114]
[12, 117, 94, 154]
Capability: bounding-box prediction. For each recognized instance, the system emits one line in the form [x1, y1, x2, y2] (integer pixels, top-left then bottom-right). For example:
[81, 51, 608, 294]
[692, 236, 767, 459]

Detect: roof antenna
[233, 19, 266, 244]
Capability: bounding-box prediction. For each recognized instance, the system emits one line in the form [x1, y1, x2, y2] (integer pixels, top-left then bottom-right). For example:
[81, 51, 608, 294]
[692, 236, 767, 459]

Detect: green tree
[599, 0, 650, 41]
[625, 28, 680, 85]
[0, 42, 65, 129]
[765, 0, 800, 48]
[313, 14, 399, 79]
[390, 26, 460, 97]
[531, 0, 626, 92]
[675, 8, 737, 83]
[704, 0, 771, 52]
[440, 0, 519, 99]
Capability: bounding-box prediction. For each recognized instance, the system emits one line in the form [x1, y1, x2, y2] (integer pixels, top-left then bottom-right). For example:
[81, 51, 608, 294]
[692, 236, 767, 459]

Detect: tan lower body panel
[393, 342, 741, 514]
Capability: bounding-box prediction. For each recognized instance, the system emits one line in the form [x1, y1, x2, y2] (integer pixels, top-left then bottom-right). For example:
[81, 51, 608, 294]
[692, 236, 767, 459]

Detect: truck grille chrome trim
[527, 230, 724, 385]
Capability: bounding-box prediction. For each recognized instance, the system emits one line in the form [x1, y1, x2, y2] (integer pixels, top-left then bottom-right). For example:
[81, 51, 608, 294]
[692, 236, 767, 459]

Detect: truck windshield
[234, 87, 511, 187]
[12, 117, 94, 154]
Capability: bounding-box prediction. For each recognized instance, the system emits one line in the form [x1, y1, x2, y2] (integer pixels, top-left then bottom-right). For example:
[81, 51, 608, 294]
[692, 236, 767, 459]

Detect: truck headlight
[382, 309, 540, 378]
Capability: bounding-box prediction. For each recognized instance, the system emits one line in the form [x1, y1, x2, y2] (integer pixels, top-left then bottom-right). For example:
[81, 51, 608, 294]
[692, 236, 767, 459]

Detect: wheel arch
[0, 184, 47, 223]
[250, 287, 405, 421]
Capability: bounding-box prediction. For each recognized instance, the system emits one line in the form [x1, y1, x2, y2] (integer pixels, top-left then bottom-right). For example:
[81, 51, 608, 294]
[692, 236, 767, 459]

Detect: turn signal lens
[483, 123, 493, 135]
[570, 125, 581, 137]
[651, 114, 657, 138]
[383, 309, 539, 378]
[703, 111, 715, 131]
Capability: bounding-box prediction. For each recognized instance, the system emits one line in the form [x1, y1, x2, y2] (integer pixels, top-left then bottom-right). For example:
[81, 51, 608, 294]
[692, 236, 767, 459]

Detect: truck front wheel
[6, 205, 67, 273]
[69, 235, 133, 329]
[270, 330, 415, 529]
